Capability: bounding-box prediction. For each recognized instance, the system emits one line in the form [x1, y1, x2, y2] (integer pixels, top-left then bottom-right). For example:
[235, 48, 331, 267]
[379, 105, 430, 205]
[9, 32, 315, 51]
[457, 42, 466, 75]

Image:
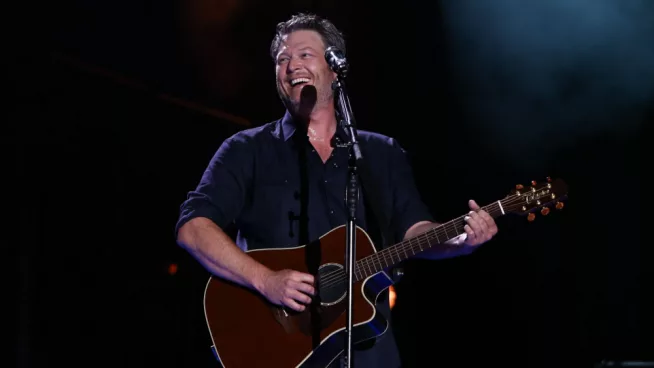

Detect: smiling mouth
[290, 78, 310, 87]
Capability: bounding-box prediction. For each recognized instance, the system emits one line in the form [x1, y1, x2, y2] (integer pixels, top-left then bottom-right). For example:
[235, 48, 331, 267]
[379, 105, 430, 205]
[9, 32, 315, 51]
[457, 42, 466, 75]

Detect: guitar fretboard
[351, 200, 507, 281]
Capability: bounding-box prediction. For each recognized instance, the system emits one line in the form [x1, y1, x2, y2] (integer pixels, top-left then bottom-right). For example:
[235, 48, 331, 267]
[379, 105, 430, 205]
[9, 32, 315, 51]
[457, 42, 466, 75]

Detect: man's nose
[287, 57, 303, 73]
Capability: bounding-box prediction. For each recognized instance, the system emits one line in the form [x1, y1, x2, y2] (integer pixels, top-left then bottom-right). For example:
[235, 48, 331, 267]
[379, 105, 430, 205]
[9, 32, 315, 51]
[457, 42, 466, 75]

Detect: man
[175, 13, 498, 367]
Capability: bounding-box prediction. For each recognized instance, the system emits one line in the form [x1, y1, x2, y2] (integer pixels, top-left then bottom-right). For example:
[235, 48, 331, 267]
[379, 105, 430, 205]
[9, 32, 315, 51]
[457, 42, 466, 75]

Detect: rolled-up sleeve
[387, 138, 434, 242]
[175, 133, 254, 238]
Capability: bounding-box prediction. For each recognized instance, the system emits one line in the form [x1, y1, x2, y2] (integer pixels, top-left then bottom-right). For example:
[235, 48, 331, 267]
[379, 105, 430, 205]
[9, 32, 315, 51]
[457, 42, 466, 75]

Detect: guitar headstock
[503, 177, 568, 221]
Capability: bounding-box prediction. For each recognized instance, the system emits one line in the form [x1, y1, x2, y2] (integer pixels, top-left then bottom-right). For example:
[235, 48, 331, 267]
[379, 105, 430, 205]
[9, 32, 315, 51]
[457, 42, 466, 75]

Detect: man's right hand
[260, 269, 315, 312]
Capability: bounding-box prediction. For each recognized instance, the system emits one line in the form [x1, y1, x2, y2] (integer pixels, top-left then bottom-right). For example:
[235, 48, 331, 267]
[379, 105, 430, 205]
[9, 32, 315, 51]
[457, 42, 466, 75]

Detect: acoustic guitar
[203, 178, 568, 367]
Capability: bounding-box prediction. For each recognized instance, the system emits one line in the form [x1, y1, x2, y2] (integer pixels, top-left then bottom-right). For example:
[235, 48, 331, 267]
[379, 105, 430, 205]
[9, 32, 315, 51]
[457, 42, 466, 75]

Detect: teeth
[291, 78, 310, 86]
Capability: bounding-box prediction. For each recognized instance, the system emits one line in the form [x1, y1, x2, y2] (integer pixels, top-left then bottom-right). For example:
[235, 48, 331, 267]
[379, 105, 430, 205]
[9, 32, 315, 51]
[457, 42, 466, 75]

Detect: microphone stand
[332, 73, 362, 368]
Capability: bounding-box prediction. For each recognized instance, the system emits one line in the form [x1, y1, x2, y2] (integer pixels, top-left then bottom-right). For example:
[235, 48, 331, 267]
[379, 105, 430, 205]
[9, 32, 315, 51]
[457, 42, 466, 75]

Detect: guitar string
[317, 193, 555, 290]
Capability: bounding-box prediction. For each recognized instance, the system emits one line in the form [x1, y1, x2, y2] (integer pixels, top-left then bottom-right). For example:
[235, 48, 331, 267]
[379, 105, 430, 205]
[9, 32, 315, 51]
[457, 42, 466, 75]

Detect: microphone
[324, 46, 348, 77]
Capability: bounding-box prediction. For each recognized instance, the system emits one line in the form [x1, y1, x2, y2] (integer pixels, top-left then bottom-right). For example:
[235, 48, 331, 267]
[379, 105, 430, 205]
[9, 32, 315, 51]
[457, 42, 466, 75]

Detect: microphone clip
[325, 46, 348, 78]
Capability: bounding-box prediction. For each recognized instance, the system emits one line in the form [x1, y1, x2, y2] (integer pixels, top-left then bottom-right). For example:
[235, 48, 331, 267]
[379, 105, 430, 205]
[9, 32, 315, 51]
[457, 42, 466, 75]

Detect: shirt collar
[280, 110, 296, 141]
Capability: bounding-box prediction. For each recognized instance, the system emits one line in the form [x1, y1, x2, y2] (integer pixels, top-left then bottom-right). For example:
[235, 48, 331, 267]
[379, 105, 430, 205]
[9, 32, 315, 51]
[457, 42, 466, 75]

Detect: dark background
[10, 0, 651, 367]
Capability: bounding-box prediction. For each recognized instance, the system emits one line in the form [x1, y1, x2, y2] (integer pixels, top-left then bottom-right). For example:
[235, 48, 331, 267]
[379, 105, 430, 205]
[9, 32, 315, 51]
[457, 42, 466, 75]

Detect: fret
[443, 224, 451, 239]
[444, 222, 451, 239]
[362, 260, 370, 278]
[452, 219, 462, 236]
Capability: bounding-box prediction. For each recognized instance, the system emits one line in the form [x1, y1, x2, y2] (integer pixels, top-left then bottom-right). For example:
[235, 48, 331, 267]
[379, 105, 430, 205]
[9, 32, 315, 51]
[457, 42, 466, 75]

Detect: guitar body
[203, 225, 393, 368]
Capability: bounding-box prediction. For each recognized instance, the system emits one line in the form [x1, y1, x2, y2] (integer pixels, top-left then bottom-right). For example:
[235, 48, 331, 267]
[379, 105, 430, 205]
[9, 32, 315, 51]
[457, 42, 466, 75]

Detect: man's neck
[294, 104, 338, 142]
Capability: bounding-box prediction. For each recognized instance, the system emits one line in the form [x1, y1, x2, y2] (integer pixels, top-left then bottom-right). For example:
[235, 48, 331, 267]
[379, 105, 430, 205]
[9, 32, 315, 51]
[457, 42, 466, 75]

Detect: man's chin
[286, 99, 315, 116]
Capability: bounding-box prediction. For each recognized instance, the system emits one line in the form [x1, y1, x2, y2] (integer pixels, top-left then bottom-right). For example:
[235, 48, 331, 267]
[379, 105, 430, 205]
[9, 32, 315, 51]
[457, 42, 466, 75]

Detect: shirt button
[333, 163, 338, 168]
[330, 209, 334, 215]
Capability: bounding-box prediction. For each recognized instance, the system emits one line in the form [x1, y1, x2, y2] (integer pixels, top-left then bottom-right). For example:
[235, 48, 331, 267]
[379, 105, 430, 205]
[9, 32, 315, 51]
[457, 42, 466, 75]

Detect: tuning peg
[546, 176, 552, 182]
[531, 180, 537, 186]
[541, 207, 550, 216]
[527, 213, 536, 222]
[555, 201, 564, 210]
[516, 184, 524, 190]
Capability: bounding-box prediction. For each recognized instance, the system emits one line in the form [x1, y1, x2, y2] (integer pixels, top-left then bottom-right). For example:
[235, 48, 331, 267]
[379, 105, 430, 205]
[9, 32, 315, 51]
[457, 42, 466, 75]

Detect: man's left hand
[446, 199, 498, 251]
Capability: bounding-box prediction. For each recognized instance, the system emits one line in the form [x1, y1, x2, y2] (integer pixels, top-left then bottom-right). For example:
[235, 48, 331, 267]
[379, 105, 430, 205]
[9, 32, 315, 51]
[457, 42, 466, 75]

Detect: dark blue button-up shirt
[176, 110, 433, 252]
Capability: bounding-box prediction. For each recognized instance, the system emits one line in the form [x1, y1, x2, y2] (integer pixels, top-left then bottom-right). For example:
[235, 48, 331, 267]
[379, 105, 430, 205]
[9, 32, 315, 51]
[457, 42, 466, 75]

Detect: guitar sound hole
[317, 263, 346, 306]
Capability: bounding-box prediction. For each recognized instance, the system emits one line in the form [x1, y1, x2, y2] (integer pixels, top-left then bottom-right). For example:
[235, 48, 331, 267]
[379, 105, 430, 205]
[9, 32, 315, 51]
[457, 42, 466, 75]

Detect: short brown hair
[270, 13, 346, 61]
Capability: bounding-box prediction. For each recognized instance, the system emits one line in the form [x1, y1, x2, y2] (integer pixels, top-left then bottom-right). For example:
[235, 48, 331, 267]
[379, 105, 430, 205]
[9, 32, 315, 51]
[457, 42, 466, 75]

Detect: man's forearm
[404, 221, 467, 260]
[176, 217, 271, 293]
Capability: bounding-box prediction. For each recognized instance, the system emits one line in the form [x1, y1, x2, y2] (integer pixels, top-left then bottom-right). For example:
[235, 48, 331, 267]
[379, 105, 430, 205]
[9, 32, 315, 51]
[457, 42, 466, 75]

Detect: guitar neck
[352, 200, 507, 282]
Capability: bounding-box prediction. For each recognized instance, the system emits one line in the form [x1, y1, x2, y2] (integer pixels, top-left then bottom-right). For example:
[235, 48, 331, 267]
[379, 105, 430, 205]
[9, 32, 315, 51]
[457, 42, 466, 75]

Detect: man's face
[275, 30, 337, 113]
